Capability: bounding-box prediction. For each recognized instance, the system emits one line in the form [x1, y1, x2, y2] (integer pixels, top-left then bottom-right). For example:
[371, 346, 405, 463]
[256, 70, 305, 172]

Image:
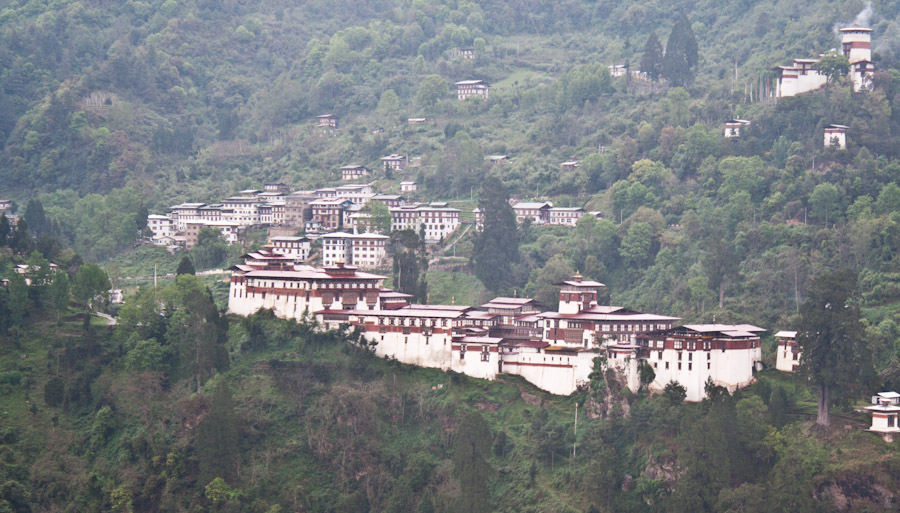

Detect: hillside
[1, 300, 899, 513]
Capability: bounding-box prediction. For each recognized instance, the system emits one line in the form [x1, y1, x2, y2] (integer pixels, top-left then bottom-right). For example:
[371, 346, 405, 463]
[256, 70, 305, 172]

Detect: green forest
[4, 0, 900, 511]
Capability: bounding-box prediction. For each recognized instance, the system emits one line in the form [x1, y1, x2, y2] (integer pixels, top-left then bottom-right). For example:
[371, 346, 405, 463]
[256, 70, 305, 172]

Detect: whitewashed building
[390, 203, 460, 243]
[825, 124, 848, 149]
[147, 214, 174, 239]
[455, 80, 489, 100]
[774, 330, 800, 372]
[268, 236, 311, 262]
[320, 232, 389, 270]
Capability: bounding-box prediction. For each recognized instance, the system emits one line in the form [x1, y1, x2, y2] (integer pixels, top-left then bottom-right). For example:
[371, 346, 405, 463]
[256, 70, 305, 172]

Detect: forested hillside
[6, 0, 900, 511]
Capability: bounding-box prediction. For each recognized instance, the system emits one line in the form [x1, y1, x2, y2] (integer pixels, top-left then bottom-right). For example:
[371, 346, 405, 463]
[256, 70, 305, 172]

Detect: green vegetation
[2, 298, 899, 513]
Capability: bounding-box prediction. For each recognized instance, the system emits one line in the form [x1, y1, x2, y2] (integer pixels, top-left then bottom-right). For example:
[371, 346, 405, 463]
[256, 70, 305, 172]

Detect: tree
[0, 214, 10, 246]
[797, 269, 875, 426]
[813, 51, 850, 84]
[662, 15, 699, 87]
[360, 200, 392, 234]
[528, 254, 574, 311]
[640, 33, 663, 82]
[452, 411, 492, 513]
[192, 228, 227, 269]
[809, 183, 841, 225]
[7, 273, 28, 329]
[197, 382, 239, 486]
[415, 74, 449, 110]
[389, 229, 428, 302]
[73, 264, 110, 314]
[471, 178, 519, 292]
[176, 255, 195, 275]
[377, 90, 401, 115]
[44, 376, 65, 408]
[50, 270, 70, 324]
[24, 199, 50, 237]
[619, 221, 655, 268]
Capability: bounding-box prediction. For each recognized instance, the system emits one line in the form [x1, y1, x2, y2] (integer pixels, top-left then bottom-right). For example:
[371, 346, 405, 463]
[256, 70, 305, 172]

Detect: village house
[512, 202, 552, 224]
[455, 80, 489, 100]
[320, 231, 389, 270]
[608, 64, 628, 77]
[310, 198, 354, 231]
[548, 207, 585, 226]
[267, 236, 311, 261]
[0, 200, 13, 215]
[390, 203, 460, 243]
[169, 203, 206, 232]
[487, 155, 508, 165]
[457, 47, 475, 60]
[222, 196, 264, 226]
[381, 154, 407, 172]
[867, 392, 900, 441]
[147, 214, 174, 239]
[282, 191, 317, 227]
[316, 114, 337, 129]
[335, 183, 376, 205]
[775, 330, 800, 372]
[560, 161, 579, 172]
[408, 117, 427, 125]
[184, 220, 240, 250]
[774, 26, 874, 98]
[825, 124, 848, 149]
[264, 182, 291, 194]
[341, 164, 371, 181]
[724, 119, 751, 138]
[400, 181, 417, 193]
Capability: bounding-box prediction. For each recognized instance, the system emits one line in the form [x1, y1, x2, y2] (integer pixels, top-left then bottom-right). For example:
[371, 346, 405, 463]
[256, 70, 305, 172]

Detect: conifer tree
[662, 14, 699, 87]
[176, 255, 195, 275]
[197, 381, 238, 486]
[452, 411, 492, 513]
[471, 178, 519, 292]
[640, 33, 663, 82]
[798, 269, 874, 426]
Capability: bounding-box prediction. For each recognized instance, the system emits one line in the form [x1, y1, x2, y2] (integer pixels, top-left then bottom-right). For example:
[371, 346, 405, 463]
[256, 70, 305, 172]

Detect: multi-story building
[283, 191, 317, 227]
[341, 164, 371, 181]
[184, 220, 240, 250]
[512, 202, 552, 224]
[381, 154, 407, 172]
[317, 114, 337, 129]
[223, 196, 262, 226]
[825, 124, 848, 149]
[774, 26, 874, 98]
[455, 80, 489, 100]
[147, 214, 174, 239]
[548, 207, 585, 226]
[320, 232, 389, 270]
[390, 203, 460, 243]
[724, 119, 751, 138]
[169, 203, 206, 231]
[268, 236, 311, 262]
[227, 251, 387, 318]
[310, 198, 353, 231]
[615, 324, 765, 402]
[774, 330, 800, 372]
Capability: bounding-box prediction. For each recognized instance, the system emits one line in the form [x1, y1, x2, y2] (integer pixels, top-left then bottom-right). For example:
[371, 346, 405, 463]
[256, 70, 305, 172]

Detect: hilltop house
[774, 26, 875, 98]
[316, 114, 337, 129]
[775, 330, 800, 372]
[341, 164, 371, 181]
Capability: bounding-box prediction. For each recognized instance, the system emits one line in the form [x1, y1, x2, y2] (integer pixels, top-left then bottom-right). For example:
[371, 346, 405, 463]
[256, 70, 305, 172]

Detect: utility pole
[573, 403, 578, 460]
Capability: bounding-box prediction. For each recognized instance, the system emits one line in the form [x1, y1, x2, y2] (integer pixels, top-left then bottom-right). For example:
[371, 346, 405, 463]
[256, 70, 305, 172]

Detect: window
[481, 352, 490, 362]
[678, 352, 682, 361]
[688, 353, 692, 362]
[665, 362, 669, 370]
[678, 363, 682, 370]
[688, 363, 692, 371]
[674, 341, 682, 350]
[658, 351, 663, 360]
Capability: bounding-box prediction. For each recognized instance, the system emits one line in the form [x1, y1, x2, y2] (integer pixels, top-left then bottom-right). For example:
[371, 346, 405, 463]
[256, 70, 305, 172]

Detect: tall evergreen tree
[640, 33, 663, 82]
[23, 199, 50, 237]
[662, 14, 699, 87]
[471, 178, 519, 292]
[176, 255, 195, 275]
[797, 269, 875, 426]
[452, 411, 492, 513]
[196, 381, 238, 486]
[389, 229, 428, 303]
